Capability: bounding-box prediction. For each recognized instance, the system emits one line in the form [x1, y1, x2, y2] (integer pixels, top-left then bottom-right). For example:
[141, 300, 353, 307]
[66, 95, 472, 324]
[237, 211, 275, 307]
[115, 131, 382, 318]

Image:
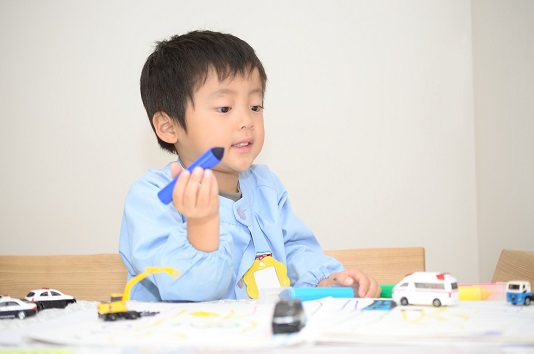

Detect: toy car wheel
[107, 314, 118, 321]
[129, 312, 138, 320]
[400, 297, 409, 306]
[432, 299, 442, 307]
[17, 311, 26, 320]
[525, 297, 531, 306]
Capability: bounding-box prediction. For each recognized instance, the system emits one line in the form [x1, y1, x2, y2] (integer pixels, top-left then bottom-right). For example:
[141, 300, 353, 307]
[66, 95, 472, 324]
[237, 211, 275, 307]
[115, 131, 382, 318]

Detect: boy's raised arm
[169, 162, 221, 252]
[119, 167, 234, 301]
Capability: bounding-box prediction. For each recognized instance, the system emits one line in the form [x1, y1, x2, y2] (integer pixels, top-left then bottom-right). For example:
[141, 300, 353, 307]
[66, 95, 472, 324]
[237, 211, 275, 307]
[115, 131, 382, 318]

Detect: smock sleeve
[256, 167, 345, 287]
[119, 166, 234, 301]
[280, 195, 345, 287]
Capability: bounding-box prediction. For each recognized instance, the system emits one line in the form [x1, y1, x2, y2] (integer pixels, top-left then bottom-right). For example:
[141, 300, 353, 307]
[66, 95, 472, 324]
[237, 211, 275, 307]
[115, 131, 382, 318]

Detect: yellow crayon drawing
[190, 311, 219, 318]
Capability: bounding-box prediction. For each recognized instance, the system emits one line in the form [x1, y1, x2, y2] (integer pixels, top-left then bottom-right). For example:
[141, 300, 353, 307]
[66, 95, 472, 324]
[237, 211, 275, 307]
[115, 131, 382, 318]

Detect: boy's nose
[239, 110, 255, 129]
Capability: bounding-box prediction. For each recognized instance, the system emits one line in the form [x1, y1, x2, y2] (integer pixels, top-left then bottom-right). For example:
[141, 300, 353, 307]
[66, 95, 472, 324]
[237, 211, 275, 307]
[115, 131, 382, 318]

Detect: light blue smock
[119, 164, 344, 301]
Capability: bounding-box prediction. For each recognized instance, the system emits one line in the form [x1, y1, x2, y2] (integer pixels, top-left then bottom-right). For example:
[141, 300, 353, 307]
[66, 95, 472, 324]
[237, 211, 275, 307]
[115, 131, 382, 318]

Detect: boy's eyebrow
[210, 87, 263, 98]
[210, 88, 235, 97]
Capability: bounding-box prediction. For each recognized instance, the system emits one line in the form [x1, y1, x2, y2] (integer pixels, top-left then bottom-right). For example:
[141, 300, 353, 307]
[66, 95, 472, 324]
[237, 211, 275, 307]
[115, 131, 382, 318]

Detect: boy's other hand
[317, 269, 381, 298]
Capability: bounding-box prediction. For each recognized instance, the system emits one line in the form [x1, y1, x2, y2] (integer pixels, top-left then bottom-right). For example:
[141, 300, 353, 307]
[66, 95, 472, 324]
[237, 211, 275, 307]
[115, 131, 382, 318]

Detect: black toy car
[272, 299, 306, 334]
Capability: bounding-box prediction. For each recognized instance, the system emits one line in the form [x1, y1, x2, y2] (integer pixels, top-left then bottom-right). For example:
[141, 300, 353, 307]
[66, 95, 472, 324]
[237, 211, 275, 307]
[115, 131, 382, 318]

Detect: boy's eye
[250, 105, 264, 112]
[216, 107, 231, 113]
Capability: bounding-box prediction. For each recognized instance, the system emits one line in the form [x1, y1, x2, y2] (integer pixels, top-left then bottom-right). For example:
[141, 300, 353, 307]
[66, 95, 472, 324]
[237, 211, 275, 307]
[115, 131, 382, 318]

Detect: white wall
[472, 0, 534, 282]
[1, 0, 517, 284]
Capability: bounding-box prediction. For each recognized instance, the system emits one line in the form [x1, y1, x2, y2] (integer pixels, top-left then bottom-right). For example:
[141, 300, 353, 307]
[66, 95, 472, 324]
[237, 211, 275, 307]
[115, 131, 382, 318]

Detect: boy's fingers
[335, 270, 380, 298]
[197, 169, 216, 208]
[352, 272, 376, 298]
[170, 162, 183, 178]
[172, 169, 191, 209]
[374, 284, 382, 298]
[352, 273, 380, 298]
[363, 282, 381, 298]
[327, 272, 353, 286]
[183, 167, 203, 206]
[356, 276, 371, 297]
[335, 273, 354, 286]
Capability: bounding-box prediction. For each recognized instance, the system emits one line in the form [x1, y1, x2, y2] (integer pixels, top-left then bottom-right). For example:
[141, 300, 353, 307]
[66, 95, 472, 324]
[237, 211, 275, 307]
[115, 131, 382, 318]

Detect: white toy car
[393, 272, 459, 307]
[0, 296, 38, 319]
[25, 288, 76, 309]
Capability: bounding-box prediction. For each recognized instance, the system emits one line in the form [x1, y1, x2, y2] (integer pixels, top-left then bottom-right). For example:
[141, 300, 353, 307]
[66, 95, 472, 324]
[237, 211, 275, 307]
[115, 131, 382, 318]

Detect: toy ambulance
[392, 272, 459, 307]
[506, 280, 532, 306]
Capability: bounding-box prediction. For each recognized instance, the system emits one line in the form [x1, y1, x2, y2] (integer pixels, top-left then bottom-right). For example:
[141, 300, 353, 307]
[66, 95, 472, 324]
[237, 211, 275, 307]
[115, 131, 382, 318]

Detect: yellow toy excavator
[98, 266, 179, 321]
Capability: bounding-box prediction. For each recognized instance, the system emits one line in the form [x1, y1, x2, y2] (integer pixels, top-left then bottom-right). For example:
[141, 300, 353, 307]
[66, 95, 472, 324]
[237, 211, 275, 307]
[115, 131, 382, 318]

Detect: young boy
[119, 30, 380, 301]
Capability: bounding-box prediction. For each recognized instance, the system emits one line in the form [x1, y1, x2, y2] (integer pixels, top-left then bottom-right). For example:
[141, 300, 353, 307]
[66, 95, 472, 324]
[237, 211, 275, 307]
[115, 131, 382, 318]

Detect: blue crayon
[279, 287, 356, 301]
[158, 147, 225, 204]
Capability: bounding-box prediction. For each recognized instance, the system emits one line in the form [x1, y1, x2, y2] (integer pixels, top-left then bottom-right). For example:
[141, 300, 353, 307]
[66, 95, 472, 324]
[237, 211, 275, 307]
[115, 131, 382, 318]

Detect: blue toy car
[506, 281, 532, 306]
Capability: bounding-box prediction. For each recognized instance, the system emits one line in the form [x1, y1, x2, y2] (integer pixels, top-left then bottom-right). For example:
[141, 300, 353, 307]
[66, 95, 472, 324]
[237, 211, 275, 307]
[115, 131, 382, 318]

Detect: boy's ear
[152, 112, 179, 144]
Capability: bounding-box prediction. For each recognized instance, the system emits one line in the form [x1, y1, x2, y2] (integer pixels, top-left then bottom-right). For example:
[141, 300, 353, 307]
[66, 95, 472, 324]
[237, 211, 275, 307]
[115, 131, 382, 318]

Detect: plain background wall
[0, 0, 531, 284]
[472, 0, 534, 282]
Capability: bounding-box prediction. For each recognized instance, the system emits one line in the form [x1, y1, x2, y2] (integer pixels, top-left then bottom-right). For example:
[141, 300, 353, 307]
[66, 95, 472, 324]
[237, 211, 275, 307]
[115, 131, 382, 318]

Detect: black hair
[140, 30, 268, 154]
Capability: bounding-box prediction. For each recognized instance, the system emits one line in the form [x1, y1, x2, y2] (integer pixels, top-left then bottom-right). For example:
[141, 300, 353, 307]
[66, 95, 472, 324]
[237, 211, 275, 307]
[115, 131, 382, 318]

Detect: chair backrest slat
[0, 254, 127, 301]
[1, 247, 426, 301]
[492, 249, 534, 285]
[324, 247, 425, 284]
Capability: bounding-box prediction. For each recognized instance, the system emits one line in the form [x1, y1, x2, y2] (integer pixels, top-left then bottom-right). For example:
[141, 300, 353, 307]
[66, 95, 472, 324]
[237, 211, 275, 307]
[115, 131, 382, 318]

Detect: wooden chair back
[0, 247, 425, 301]
[0, 254, 127, 301]
[492, 249, 534, 285]
[325, 247, 425, 284]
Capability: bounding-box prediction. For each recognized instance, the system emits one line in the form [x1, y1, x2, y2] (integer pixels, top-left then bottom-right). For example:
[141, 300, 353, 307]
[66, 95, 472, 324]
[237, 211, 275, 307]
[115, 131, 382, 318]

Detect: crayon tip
[212, 147, 224, 160]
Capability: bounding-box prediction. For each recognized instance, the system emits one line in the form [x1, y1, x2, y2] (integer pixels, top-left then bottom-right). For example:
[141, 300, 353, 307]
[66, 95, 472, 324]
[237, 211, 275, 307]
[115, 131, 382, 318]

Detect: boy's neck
[214, 171, 240, 194]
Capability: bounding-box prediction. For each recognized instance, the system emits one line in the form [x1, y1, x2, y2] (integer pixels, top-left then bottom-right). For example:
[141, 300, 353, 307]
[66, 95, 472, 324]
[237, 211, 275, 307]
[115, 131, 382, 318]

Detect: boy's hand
[317, 269, 381, 298]
[170, 162, 220, 252]
[170, 163, 219, 219]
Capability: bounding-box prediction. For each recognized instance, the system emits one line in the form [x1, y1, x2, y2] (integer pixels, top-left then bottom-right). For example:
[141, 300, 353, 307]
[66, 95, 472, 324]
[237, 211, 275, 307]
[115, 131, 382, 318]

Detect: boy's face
[174, 68, 265, 179]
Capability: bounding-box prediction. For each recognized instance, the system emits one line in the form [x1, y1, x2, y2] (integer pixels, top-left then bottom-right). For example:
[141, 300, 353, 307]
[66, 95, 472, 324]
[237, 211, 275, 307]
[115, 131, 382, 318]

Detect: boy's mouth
[232, 141, 251, 148]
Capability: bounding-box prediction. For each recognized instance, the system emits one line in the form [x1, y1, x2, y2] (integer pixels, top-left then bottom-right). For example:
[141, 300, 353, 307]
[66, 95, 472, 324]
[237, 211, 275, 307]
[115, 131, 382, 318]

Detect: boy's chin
[234, 164, 254, 173]
[228, 162, 254, 173]
[213, 165, 246, 175]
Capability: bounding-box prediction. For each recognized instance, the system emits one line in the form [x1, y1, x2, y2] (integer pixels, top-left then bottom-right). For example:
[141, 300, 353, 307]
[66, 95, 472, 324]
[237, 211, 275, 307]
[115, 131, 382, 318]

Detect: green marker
[379, 284, 395, 298]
